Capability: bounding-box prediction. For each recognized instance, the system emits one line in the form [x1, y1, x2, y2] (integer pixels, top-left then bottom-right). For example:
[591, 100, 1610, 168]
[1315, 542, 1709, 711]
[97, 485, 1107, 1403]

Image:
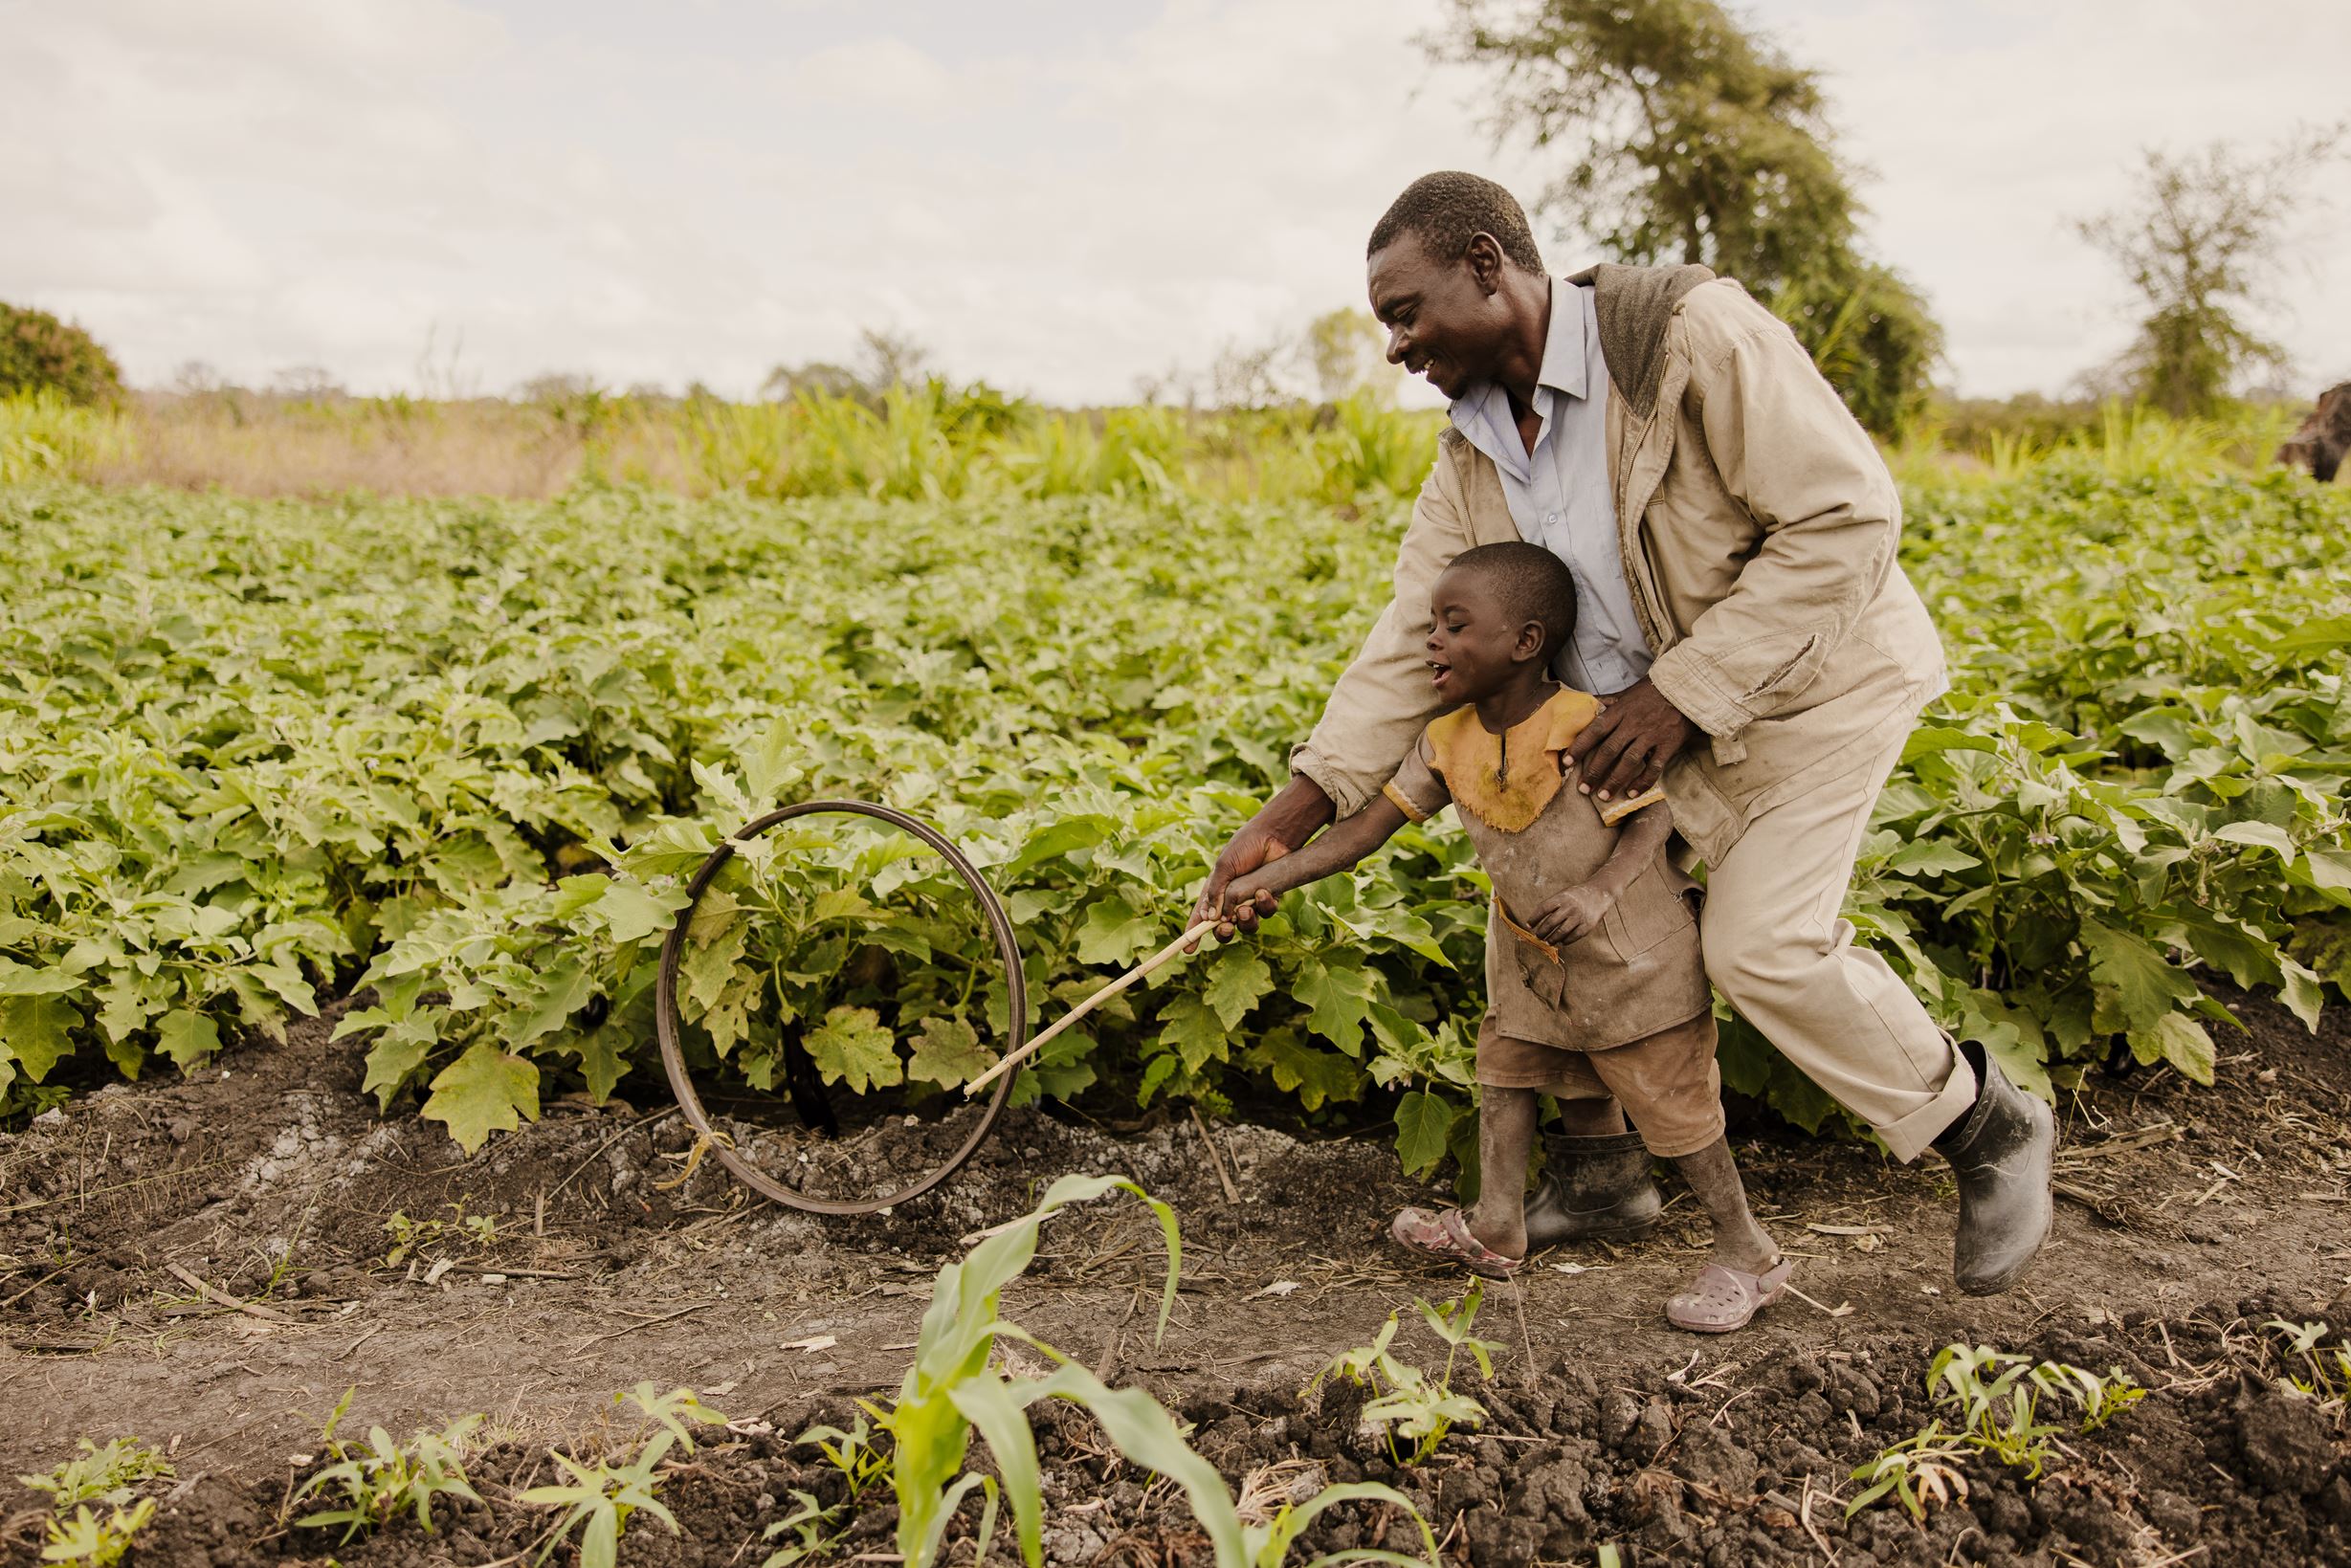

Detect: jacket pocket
[1743, 632, 1822, 700]
[1513, 941, 1570, 1010]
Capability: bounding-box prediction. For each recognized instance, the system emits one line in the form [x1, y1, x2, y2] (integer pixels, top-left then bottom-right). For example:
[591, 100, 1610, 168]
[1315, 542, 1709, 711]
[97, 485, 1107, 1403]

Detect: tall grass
[5, 383, 2323, 508]
[0, 391, 131, 484]
[0, 382, 1444, 510]
[1889, 397, 2314, 491]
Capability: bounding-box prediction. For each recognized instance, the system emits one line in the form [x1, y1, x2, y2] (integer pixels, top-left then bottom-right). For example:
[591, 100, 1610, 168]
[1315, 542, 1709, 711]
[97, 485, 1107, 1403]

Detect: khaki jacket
[1292, 269, 1948, 866]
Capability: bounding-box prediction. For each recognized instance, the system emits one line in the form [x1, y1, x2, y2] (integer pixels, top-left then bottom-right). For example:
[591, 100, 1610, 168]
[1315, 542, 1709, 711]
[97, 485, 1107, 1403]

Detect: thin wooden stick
[164, 1262, 299, 1325]
[965, 918, 1220, 1095]
[1190, 1103, 1239, 1204]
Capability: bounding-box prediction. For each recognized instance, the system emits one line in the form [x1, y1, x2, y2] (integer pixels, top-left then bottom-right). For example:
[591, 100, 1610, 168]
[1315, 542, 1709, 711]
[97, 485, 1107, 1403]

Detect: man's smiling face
[1366, 230, 1514, 402]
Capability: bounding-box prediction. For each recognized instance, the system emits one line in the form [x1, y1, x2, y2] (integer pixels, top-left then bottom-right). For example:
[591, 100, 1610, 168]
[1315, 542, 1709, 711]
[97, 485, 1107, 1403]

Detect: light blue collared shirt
[1446, 278, 1652, 696]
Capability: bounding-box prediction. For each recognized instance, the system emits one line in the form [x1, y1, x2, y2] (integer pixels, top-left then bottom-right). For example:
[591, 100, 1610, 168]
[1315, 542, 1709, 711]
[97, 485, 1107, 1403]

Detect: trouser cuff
[1877, 1052, 1980, 1162]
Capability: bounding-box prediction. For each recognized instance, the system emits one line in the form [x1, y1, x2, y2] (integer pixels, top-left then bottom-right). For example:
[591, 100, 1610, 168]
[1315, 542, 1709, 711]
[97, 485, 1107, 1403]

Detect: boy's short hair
[1446, 541, 1578, 659]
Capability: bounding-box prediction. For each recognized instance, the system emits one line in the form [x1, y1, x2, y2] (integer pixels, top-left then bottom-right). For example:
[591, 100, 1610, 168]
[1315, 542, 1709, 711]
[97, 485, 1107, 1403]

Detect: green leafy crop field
[2, 465, 2345, 1171]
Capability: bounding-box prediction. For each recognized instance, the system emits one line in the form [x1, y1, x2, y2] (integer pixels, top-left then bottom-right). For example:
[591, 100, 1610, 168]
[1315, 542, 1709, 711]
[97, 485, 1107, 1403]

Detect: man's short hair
[1367, 172, 1544, 273]
[1446, 541, 1577, 657]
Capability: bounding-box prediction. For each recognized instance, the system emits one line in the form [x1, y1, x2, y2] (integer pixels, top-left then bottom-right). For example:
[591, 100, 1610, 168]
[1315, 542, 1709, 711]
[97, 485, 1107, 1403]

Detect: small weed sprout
[797, 1409, 893, 1496]
[758, 1490, 845, 1568]
[18, 1438, 174, 1509]
[1928, 1345, 2066, 1476]
[39, 1500, 155, 1567]
[520, 1440, 677, 1568]
[1846, 1436, 1974, 1522]
[1307, 1284, 1498, 1466]
[2026, 1358, 2146, 1432]
[382, 1197, 499, 1268]
[617, 1383, 730, 1451]
[519, 1384, 727, 1568]
[2265, 1318, 2351, 1414]
[287, 1389, 484, 1542]
[1850, 1344, 2146, 1520]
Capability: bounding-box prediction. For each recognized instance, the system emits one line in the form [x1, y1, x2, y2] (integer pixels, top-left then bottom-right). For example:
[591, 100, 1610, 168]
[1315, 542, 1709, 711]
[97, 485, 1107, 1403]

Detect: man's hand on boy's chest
[1566, 678, 1697, 803]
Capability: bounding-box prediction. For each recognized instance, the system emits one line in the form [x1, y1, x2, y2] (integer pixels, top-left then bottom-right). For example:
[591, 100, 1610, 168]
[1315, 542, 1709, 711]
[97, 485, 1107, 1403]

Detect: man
[1194, 172, 2053, 1293]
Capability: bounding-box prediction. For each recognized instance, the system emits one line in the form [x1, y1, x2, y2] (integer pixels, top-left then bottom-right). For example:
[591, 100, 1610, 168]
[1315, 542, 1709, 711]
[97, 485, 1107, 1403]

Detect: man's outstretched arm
[1190, 774, 1336, 942]
[1193, 456, 1470, 942]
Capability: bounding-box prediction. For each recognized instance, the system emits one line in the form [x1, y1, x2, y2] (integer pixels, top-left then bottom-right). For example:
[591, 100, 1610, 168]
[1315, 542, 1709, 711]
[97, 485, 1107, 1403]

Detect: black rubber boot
[1522, 1132, 1663, 1249]
[1935, 1042, 2055, 1295]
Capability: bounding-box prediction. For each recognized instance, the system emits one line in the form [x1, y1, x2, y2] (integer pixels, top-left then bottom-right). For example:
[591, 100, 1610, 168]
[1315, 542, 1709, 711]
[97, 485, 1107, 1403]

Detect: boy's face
[1426, 566, 1543, 703]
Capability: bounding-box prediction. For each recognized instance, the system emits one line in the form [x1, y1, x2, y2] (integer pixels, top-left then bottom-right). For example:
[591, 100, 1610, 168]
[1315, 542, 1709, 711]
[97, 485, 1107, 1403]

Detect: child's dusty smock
[1381, 686, 1710, 1052]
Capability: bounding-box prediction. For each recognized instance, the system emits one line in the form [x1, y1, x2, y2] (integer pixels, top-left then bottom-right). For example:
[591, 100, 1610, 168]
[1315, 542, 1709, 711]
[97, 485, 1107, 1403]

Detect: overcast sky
[6, 0, 2346, 405]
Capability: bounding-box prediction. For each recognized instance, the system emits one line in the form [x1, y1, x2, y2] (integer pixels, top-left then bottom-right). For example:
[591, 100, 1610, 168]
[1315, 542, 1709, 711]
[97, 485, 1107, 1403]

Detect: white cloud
[3, 0, 2343, 401]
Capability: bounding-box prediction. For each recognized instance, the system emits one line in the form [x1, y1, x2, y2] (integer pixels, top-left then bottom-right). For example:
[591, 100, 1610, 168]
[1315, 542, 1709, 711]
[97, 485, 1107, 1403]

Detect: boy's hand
[1189, 776, 1334, 948]
[1529, 883, 1612, 944]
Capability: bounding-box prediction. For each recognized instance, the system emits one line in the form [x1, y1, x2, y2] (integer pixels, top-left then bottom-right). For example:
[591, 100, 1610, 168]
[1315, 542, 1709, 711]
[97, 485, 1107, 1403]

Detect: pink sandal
[1388, 1207, 1526, 1278]
[1666, 1257, 1793, 1333]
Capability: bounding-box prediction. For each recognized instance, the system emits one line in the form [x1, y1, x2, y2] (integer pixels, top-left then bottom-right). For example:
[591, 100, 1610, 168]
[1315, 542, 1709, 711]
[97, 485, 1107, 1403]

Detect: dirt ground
[3, 987, 2348, 1568]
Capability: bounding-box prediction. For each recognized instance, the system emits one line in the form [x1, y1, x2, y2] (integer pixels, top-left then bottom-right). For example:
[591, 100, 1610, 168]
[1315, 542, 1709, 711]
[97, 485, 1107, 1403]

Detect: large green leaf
[0, 960, 84, 998]
[906, 1017, 991, 1087]
[1393, 1090, 1457, 1179]
[1246, 1030, 1367, 1111]
[1073, 895, 1160, 966]
[2080, 922, 2199, 1035]
[2129, 1012, 2216, 1085]
[154, 1010, 221, 1071]
[1294, 956, 1378, 1052]
[0, 994, 78, 1082]
[589, 878, 691, 945]
[1156, 993, 1227, 1074]
[505, 957, 595, 1049]
[361, 1015, 439, 1109]
[1200, 949, 1273, 1029]
[421, 1044, 542, 1154]
[805, 1005, 901, 1093]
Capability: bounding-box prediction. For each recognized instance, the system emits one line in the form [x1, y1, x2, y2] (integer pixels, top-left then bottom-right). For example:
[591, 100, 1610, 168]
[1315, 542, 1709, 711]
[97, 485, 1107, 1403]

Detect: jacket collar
[1564, 261, 1716, 421]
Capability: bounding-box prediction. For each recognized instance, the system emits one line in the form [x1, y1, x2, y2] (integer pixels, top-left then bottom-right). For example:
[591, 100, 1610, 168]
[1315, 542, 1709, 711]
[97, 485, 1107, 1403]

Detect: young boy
[1222, 542, 1789, 1332]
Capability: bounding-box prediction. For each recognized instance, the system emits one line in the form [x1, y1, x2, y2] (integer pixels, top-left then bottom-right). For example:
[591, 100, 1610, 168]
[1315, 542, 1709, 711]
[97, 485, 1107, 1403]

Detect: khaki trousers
[1697, 729, 1976, 1161]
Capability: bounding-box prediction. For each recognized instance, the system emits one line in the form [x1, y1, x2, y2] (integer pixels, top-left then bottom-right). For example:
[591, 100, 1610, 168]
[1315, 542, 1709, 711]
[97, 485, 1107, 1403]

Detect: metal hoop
[654, 800, 1026, 1215]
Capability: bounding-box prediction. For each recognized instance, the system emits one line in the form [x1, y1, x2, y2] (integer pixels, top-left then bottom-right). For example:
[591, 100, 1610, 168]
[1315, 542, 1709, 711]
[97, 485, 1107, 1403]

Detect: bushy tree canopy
[1430, 0, 1941, 433]
[0, 302, 126, 407]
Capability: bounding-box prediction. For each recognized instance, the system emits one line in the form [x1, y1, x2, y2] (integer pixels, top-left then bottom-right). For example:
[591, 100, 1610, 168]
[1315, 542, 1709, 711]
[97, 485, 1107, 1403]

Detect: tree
[170, 361, 229, 396]
[0, 302, 125, 406]
[760, 360, 864, 402]
[1772, 260, 1942, 439]
[271, 364, 344, 400]
[2075, 128, 2345, 417]
[1207, 335, 1294, 410]
[759, 327, 937, 406]
[516, 371, 605, 405]
[855, 326, 933, 391]
[1428, 0, 1941, 433]
[1302, 308, 1403, 406]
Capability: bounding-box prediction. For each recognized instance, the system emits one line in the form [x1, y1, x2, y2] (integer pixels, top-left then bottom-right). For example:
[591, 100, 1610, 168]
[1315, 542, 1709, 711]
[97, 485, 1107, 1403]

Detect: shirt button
[1544, 512, 1560, 525]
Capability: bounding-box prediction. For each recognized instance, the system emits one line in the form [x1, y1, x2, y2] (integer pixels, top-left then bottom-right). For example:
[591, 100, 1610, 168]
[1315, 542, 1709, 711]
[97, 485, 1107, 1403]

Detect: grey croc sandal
[1666, 1257, 1793, 1333]
[1389, 1206, 1526, 1279]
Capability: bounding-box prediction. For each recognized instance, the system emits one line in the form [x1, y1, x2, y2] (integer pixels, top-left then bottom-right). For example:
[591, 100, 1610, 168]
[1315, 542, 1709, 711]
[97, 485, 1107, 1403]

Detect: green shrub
[0, 391, 131, 482]
[0, 303, 125, 407]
